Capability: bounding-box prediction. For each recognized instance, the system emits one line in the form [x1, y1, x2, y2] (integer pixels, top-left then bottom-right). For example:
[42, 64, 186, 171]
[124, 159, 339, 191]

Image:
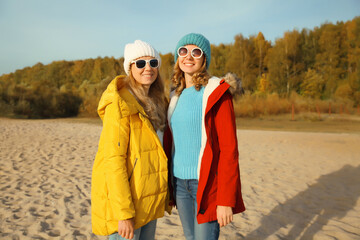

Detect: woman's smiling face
[130, 56, 158, 89]
[178, 45, 204, 76]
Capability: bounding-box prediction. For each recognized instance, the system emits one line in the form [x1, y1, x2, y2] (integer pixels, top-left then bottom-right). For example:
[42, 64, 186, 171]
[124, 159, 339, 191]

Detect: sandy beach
[0, 118, 359, 240]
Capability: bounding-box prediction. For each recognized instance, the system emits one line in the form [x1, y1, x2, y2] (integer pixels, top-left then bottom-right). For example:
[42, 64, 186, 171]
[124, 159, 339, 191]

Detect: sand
[0, 118, 359, 240]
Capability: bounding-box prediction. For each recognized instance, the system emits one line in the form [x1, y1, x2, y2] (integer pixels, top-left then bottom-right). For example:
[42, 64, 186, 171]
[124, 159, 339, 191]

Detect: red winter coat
[164, 76, 245, 224]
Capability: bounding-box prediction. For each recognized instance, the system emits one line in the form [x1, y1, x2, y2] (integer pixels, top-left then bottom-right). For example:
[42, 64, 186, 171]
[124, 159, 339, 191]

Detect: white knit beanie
[123, 40, 161, 75]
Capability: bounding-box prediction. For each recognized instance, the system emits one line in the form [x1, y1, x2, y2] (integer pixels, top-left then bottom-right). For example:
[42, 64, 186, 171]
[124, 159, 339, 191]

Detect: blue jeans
[174, 177, 220, 240]
[108, 220, 157, 240]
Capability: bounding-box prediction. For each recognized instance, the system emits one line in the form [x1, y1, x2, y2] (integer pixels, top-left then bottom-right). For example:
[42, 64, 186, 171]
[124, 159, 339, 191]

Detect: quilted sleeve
[102, 101, 135, 220]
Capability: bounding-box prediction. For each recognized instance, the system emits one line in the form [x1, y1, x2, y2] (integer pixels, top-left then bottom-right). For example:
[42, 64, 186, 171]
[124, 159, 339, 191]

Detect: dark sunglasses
[177, 46, 203, 58]
[131, 59, 159, 69]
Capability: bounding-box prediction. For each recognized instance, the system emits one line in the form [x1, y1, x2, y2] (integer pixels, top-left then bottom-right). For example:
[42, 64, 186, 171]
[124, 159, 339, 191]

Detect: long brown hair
[171, 58, 210, 96]
[117, 72, 168, 131]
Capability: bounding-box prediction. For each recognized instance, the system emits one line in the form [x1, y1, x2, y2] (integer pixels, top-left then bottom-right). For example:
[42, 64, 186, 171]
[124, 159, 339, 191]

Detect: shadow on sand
[245, 165, 360, 239]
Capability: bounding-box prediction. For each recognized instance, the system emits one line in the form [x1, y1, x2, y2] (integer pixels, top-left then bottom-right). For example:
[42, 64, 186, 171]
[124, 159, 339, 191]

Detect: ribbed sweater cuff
[173, 167, 198, 180]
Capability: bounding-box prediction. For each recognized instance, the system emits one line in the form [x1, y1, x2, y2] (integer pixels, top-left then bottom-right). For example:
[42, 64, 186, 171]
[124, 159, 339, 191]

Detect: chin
[181, 66, 199, 74]
[184, 70, 197, 75]
[141, 79, 156, 85]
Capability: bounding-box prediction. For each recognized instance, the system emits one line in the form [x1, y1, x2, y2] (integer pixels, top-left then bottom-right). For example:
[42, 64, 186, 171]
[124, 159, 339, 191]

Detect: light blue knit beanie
[174, 33, 211, 69]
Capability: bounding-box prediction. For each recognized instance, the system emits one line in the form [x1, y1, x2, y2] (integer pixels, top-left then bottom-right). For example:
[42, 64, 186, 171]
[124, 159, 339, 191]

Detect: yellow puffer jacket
[91, 75, 170, 236]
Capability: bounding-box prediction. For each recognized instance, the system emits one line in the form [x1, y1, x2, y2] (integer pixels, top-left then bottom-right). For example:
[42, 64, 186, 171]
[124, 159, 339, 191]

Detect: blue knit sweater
[170, 86, 204, 179]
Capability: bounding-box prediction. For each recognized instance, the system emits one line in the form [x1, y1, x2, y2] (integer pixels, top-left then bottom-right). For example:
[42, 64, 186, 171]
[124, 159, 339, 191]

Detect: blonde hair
[117, 72, 167, 131]
[171, 58, 210, 95]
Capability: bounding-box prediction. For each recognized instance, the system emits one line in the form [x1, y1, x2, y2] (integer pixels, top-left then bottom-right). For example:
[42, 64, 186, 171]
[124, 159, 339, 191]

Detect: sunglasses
[177, 46, 203, 59]
[131, 59, 159, 69]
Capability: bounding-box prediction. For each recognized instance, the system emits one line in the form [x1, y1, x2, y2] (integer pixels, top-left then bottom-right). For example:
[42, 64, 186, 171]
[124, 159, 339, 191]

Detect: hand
[216, 206, 233, 227]
[118, 218, 135, 239]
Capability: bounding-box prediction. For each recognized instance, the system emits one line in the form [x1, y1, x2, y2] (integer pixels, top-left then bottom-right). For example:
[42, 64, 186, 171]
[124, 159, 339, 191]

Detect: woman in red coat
[164, 33, 245, 240]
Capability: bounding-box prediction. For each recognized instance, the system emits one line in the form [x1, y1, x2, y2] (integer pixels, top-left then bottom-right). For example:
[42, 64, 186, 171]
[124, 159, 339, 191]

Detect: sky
[0, 0, 359, 76]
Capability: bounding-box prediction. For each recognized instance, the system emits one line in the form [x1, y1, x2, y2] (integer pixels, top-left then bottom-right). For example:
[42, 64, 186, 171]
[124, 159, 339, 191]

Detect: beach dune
[0, 119, 359, 239]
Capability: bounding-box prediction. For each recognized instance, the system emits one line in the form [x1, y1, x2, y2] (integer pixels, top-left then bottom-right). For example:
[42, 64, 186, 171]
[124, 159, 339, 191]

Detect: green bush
[4, 84, 82, 118]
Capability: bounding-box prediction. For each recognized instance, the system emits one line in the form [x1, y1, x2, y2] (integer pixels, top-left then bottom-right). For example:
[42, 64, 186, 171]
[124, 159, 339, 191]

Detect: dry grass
[233, 92, 359, 118]
[234, 93, 291, 117]
[236, 113, 360, 133]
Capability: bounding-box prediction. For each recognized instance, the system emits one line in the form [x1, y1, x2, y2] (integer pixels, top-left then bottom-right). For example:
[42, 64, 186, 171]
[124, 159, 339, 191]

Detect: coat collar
[118, 86, 147, 117]
[97, 75, 148, 120]
[167, 77, 230, 122]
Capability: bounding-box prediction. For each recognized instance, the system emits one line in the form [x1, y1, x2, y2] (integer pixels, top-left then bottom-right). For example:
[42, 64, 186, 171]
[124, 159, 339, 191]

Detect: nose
[185, 52, 193, 60]
[144, 62, 152, 70]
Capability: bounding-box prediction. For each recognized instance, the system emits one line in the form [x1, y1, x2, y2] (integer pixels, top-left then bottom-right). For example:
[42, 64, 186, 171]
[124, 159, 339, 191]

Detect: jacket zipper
[128, 158, 138, 181]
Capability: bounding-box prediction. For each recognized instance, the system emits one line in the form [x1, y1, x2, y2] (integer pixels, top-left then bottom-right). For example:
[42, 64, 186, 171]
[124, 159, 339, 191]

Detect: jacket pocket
[128, 158, 138, 181]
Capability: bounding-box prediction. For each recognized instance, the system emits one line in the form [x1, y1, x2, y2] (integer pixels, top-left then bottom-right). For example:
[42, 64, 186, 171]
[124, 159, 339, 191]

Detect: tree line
[0, 16, 359, 118]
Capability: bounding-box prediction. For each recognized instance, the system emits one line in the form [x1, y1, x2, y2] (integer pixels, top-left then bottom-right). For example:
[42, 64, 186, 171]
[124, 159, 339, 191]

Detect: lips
[142, 74, 153, 77]
[142, 71, 154, 77]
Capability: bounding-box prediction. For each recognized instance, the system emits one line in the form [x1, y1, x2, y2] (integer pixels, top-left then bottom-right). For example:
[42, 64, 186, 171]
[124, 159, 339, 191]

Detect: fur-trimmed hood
[222, 72, 243, 96]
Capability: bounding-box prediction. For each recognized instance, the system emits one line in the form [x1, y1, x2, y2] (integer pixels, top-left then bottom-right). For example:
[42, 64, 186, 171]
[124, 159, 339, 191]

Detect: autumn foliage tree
[300, 69, 325, 98]
[1, 16, 359, 118]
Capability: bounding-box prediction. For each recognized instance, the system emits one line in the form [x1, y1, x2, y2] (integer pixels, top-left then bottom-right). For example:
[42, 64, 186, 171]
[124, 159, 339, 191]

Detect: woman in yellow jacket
[91, 40, 171, 240]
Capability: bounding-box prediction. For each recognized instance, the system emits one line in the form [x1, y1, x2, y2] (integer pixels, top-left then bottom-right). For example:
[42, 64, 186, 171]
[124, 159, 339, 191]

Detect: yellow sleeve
[102, 101, 135, 220]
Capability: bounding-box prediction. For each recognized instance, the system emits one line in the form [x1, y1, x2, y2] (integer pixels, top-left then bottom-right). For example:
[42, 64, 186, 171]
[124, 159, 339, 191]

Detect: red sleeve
[214, 91, 240, 207]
